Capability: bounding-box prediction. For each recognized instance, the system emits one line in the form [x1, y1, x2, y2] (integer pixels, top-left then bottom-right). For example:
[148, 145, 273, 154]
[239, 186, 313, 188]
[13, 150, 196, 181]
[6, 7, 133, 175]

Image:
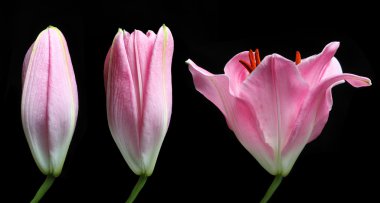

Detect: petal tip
[354, 76, 372, 87]
[159, 24, 172, 38]
[345, 75, 372, 87]
[325, 41, 340, 52]
[364, 78, 372, 86]
[161, 24, 170, 31]
[114, 29, 124, 38]
[47, 26, 61, 34]
[47, 25, 57, 29]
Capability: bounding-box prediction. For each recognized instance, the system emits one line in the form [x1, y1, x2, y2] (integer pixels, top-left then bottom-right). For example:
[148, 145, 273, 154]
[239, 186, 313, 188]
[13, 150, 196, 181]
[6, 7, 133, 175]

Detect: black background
[1, 1, 379, 202]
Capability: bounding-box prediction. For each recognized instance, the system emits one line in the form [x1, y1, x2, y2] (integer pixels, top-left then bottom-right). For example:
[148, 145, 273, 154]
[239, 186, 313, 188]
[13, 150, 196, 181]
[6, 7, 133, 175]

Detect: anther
[249, 49, 256, 69]
[295, 51, 301, 65]
[239, 59, 253, 72]
[255, 48, 261, 65]
[239, 48, 261, 73]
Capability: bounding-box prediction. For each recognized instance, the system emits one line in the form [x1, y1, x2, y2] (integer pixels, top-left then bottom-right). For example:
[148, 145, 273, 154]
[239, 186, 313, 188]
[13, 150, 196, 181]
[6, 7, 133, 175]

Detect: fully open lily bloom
[104, 25, 173, 177]
[187, 42, 371, 177]
[22, 26, 78, 202]
[22, 26, 78, 177]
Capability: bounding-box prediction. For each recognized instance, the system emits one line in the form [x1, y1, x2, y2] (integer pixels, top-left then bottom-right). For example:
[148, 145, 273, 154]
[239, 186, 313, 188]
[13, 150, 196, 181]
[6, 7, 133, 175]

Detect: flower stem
[126, 175, 148, 203]
[31, 175, 55, 203]
[260, 175, 283, 203]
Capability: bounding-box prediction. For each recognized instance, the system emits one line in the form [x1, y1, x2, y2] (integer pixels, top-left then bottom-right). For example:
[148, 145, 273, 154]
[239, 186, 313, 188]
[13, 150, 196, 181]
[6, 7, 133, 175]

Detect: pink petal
[126, 29, 156, 108]
[140, 25, 173, 175]
[307, 73, 371, 141]
[223, 51, 250, 95]
[146, 30, 156, 38]
[320, 57, 343, 81]
[231, 100, 278, 175]
[238, 54, 309, 174]
[187, 59, 231, 117]
[125, 30, 143, 118]
[21, 27, 78, 176]
[298, 42, 342, 88]
[105, 30, 142, 174]
[281, 73, 371, 175]
[187, 59, 275, 174]
[47, 28, 78, 175]
[307, 58, 343, 143]
[22, 43, 33, 88]
[22, 30, 50, 174]
[104, 29, 130, 88]
[104, 48, 111, 89]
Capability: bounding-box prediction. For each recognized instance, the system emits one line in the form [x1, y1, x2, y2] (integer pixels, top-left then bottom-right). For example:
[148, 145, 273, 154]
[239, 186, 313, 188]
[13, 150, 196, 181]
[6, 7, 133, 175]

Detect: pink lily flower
[21, 26, 78, 177]
[104, 25, 173, 176]
[187, 42, 371, 176]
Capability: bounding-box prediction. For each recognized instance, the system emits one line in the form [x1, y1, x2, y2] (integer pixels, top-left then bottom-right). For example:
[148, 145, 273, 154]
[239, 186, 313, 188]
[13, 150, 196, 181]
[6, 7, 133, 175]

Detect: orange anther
[240, 48, 261, 73]
[249, 49, 256, 69]
[295, 51, 301, 65]
[255, 48, 261, 65]
[239, 59, 253, 72]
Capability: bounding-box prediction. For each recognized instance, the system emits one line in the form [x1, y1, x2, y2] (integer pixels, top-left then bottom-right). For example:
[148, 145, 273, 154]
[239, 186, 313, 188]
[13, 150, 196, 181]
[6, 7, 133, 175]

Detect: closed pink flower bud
[21, 26, 78, 177]
[104, 25, 174, 176]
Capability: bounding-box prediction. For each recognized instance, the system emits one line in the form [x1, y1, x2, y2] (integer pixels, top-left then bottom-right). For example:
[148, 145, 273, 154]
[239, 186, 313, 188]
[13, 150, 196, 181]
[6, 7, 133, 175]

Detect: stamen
[255, 48, 261, 65]
[239, 48, 261, 73]
[239, 59, 253, 72]
[249, 49, 256, 69]
[295, 51, 301, 65]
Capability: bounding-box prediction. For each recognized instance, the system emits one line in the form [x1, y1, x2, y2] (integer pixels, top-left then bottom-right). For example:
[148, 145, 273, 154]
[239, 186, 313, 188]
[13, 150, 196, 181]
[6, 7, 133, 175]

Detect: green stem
[31, 175, 55, 203]
[260, 175, 283, 203]
[126, 175, 148, 203]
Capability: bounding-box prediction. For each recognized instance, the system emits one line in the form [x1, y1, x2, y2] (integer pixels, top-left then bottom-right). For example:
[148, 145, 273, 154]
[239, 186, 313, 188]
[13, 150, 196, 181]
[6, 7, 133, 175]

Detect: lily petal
[187, 59, 231, 117]
[231, 100, 276, 174]
[22, 30, 50, 174]
[140, 25, 173, 175]
[282, 73, 371, 175]
[298, 42, 341, 88]
[22, 44, 33, 88]
[239, 54, 309, 163]
[188, 59, 274, 174]
[224, 51, 250, 95]
[104, 30, 130, 88]
[105, 29, 142, 174]
[307, 58, 344, 143]
[47, 28, 78, 175]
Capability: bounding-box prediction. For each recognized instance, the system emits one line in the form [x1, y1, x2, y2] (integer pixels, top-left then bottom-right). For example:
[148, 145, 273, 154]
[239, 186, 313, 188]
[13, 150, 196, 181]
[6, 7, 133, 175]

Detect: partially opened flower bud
[104, 25, 174, 176]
